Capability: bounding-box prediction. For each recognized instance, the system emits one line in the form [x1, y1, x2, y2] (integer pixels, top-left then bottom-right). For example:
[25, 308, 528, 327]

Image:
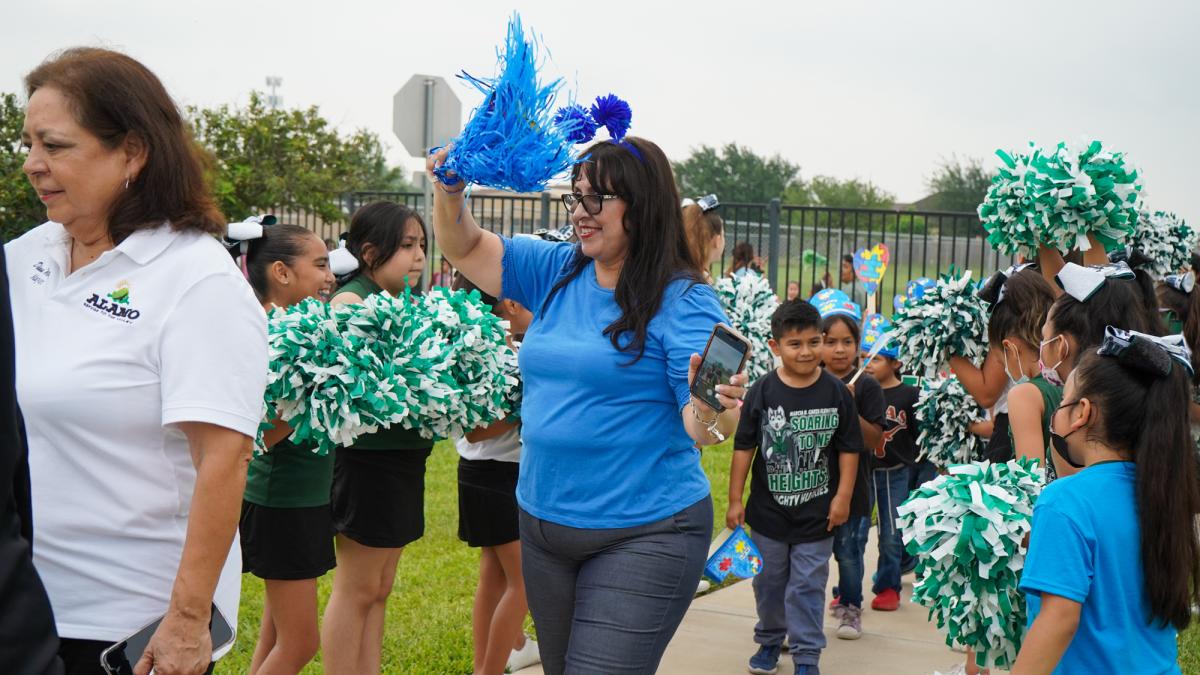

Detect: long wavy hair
[543, 137, 701, 362]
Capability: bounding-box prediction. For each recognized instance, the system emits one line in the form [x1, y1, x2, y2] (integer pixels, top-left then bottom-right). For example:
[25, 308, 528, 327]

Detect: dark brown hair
[342, 201, 426, 283]
[1048, 269, 1164, 364]
[1072, 350, 1200, 629]
[25, 47, 223, 243]
[988, 268, 1056, 347]
[545, 137, 702, 362]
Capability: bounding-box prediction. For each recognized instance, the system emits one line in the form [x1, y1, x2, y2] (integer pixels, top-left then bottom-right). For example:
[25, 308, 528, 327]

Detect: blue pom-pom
[434, 14, 577, 193]
[590, 94, 632, 141]
[552, 104, 597, 145]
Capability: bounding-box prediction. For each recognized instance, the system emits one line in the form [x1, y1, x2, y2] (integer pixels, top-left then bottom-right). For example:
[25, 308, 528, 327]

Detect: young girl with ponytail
[231, 223, 337, 674]
[1013, 329, 1199, 673]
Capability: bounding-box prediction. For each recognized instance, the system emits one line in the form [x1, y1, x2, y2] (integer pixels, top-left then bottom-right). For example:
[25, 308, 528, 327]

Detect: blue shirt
[1021, 462, 1179, 674]
[501, 236, 728, 528]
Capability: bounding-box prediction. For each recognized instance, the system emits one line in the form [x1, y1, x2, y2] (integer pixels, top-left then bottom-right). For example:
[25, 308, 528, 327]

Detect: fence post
[540, 192, 551, 230]
[767, 198, 781, 290]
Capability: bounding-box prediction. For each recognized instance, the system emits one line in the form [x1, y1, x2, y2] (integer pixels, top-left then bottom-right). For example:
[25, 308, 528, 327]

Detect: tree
[787, 175, 896, 209]
[1, 93, 45, 241]
[188, 92, 412, 224]
[922, 155, 994, 213]
[673, 143, 800, 204]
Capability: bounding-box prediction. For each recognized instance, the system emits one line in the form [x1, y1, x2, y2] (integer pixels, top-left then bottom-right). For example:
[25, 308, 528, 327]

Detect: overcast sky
[5, 0, 1197, 216]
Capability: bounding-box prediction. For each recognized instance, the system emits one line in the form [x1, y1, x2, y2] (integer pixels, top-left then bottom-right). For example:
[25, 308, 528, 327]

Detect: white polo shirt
[5, 221, 267, 649]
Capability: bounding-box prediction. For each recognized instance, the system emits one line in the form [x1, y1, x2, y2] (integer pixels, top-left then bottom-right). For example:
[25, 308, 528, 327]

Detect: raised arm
[428, 146, 505, 297]
[949, 349, 1006, 409]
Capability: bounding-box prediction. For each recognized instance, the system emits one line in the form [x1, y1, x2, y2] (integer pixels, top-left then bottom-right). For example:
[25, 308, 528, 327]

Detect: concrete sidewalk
[521, 528, 970, 674]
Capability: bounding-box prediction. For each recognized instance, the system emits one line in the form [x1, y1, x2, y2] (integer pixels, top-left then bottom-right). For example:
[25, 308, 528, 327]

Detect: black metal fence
[273, 192, 1015, 315]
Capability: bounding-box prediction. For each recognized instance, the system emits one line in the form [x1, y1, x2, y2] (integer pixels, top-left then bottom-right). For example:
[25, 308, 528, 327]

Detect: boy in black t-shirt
[861, 323, 920, 612]
[728, 300, 864, 675]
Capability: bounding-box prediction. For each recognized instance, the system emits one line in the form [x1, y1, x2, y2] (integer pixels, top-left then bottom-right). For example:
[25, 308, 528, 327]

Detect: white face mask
[1039, 335, 1067, 387]
[1003, 341, 1030, 386]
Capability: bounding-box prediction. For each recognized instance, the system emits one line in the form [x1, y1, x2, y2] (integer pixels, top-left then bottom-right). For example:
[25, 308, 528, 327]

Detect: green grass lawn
[222, 441, 1200, 672]
[222, 441, 733, 673]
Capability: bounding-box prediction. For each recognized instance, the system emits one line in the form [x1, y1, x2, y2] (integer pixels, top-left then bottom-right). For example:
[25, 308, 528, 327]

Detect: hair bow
[223, 214, 277, 277]
[328, 243, 359, 276]
[1164, 271, 1195, 295]
[1097, 325, 1194, 377]
[1054, 261, 1135, 302]
[979, 262, 1037, 308]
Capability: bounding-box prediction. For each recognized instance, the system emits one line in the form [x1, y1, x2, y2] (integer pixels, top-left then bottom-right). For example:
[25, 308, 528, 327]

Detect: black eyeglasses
[561, 192, 621, 216]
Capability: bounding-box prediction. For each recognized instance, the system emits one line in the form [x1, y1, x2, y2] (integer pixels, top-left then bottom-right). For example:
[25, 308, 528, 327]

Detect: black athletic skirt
[240, 501, 336, 580]
[331, 447, 433, 548]
[457, 457, 520, 547]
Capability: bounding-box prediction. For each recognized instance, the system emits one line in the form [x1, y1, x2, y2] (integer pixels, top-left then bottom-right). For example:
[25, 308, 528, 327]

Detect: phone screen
[101, 604, 234, 674]
[691, 327, 748, 411]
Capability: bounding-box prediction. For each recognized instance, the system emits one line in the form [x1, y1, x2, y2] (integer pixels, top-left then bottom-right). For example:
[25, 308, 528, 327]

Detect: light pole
[265, 76, 282, 109]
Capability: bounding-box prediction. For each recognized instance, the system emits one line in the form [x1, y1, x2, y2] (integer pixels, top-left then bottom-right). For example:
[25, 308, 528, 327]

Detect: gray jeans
[519, 496, 713, 675]
[750, 531, 834, 667]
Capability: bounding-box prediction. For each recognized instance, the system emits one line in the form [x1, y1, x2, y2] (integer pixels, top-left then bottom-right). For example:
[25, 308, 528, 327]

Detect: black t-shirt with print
[873, 383, 920, 469]
[839, 371, 887, 518]
[734, 369, 865, 543]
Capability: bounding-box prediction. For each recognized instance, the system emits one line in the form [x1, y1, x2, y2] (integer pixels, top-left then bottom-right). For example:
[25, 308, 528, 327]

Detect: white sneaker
[696, 579, 712, 595]
[835, 604, 862, 640]
[507, 636, 541, 672]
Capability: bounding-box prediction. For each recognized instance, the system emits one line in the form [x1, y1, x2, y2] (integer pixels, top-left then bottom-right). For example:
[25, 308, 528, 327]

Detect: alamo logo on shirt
[760, 406, 839, 507]
[84, 281, 141, 323]
[29, 261, 51, 285]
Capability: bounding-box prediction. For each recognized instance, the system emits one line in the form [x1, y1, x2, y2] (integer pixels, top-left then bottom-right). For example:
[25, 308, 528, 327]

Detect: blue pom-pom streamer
[433, 14, 576, 193]
[552, 104, 598, 145]
[590, 94, 632, 142]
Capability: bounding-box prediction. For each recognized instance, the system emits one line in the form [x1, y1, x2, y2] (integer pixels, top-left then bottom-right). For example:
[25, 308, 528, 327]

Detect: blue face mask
[1003, 342, 1030, 386]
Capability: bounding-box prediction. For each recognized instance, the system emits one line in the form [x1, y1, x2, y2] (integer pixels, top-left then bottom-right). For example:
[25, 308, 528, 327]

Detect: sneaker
[871, 588, 900, 611]
[747, 644, 781, 674]
[794, 666, 820, 675]
[696, 579, 711, 595]
[506, 637, 540, 672]
[836, 605, 862, 640]
[828, 594, 840, 612]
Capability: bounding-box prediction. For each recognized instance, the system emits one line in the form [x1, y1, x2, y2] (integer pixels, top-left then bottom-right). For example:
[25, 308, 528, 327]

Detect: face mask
[1049, 401, 1086, 469]
[1038, 335, 1066, 388]
[1003, 342, 1029, 386]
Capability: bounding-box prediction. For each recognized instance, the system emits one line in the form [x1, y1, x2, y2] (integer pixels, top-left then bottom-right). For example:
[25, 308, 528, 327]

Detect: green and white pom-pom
[915, 375, 985, 468]
[419, 287, 520, 439]
[978, 148, 1041, 256]
[714, 271, 779, 382]
[891, 269, 989, 378]
[337, 290, 456, 440]
[898, 458, 1044, 670]
[264, 298, 382, 455]
[262, 288, 519, 454]
[1028, 140, 1143, 254]
[979, 141, 1144, 255]
[1129, 210, 1196, 278]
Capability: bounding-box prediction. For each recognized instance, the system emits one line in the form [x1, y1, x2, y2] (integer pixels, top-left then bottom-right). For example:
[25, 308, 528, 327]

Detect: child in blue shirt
[728, 300, 864, 675]
[1014, 331, 1200, 673]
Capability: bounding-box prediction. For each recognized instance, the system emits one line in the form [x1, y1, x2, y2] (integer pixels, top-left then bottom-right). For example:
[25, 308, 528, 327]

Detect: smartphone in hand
[690, 323, 751, 411]
[99, 603, 234, 675]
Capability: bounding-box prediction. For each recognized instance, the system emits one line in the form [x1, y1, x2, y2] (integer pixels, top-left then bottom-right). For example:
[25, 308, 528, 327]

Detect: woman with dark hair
[428, 138, 746, 673]
[320, 201, 431, 675]
[729, 241, 764, 278]
[228, 224, 336, 675]
[1014, 333, 1200, 672]
[7, 48, 267, 673]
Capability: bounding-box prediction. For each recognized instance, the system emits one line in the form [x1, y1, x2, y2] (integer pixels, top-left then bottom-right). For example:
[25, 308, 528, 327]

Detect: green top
[1007, 375, 1063, 482]
[336, 274, 436, 451]
[244, 438, 334, 508]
